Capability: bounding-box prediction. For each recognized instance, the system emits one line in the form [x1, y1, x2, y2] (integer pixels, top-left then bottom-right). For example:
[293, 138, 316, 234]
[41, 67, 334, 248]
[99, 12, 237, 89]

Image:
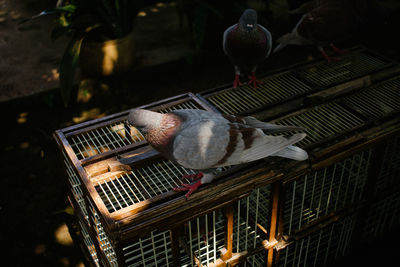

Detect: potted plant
[21, 0, 140, 106]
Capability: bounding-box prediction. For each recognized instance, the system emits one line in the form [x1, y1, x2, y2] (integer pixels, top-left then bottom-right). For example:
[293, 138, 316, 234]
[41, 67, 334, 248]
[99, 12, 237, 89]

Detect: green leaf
[59, 24, 100, 107]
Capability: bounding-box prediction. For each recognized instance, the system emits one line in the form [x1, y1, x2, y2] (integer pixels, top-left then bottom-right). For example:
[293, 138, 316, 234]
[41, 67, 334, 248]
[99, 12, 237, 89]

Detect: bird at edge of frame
[273, 0, 371, 62]
[127, 108, 308, 199]
[223, 8, 272, 89]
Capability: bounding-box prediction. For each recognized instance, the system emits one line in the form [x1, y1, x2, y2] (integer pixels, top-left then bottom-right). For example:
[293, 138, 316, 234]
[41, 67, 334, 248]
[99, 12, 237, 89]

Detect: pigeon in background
[273, 0, 370, 62]
[128, 109, 308, 199]
[223, 9, 272, 88]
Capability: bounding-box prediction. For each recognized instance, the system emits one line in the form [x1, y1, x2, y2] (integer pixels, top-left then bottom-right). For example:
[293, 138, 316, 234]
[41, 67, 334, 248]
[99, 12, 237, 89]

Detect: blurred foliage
[20, 0, 142, 107]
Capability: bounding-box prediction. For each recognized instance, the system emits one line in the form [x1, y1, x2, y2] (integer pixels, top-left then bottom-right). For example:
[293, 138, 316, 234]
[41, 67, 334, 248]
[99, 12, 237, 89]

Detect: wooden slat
[115, 167, 282, 242]
[170, 227, 182, 267]
[267, 182, 281, 267]
[221, 205, 234, 261]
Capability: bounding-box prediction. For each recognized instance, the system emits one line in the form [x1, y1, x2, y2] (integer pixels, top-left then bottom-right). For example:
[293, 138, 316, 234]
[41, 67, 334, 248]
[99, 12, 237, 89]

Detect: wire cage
[55, 47, 400, 267]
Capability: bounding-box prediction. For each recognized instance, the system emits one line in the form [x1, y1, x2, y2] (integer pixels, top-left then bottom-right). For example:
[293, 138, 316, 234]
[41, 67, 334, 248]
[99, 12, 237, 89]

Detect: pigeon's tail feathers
[239, 133, 307, 164]
[272, 145, 308, 161]
[244, 116, 304, 133]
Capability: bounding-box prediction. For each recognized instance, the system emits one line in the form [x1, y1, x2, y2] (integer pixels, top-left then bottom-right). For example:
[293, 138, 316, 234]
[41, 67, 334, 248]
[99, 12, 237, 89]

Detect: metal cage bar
[205, 72, 312, 114]
[294, 50, 388, 87]
[278, 215, 355, 267]
[283, 150, 372, 235]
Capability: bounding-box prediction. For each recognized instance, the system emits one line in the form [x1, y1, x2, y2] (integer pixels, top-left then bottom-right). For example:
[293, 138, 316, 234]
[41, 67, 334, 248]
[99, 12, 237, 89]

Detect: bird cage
[54, 47, 400, 267]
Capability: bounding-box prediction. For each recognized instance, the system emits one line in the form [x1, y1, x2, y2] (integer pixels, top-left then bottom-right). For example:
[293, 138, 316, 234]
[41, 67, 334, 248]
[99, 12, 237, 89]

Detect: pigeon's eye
[246, 24, 254, 28]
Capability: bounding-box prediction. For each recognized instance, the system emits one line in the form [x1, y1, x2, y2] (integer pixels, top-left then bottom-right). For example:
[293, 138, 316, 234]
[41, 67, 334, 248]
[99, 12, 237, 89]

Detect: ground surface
[1, 1, 400, 267]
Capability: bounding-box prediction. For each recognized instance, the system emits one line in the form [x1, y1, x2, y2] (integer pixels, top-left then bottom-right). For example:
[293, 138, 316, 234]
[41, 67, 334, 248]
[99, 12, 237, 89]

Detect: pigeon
[223, 9, 272, 88]
[273, 0, 370, 62]
[128, 108, 308, 199]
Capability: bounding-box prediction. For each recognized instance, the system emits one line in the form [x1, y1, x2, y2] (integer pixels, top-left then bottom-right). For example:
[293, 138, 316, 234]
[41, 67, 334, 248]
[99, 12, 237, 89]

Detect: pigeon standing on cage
[127, 108, 308, 199]
[273, 0, 370, 62]
[223, 8, 272, 88]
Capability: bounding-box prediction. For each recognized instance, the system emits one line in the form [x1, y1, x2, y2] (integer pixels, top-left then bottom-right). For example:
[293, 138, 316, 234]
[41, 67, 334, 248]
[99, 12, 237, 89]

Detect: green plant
[21, 0, 140, 106]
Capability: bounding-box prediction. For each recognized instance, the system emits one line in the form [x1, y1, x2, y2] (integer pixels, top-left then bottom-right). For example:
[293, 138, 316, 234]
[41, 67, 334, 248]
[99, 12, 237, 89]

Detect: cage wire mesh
[205, 72, 312, 114]
[178, 184, 271, 267]
[77, 217, 101, 267]
[342, 76, 400, 120]
[95, 164, 232, 213]
[278, 215, 356, 267]
[180, 210, 225, 266]
[123, 230, 173, 267]
[234, 185, 271, 266]
[294, 50, 388, 87]
[204, 49, 390, 115]
[375, 136, 400, 194]
[283, 149, 372, 235]
[362, 192, 400, 239]
[63, 151, 89, 223]
[276, 102, 364, 148]
[67, 100, 203, 160]
[87, 197, 118, 266]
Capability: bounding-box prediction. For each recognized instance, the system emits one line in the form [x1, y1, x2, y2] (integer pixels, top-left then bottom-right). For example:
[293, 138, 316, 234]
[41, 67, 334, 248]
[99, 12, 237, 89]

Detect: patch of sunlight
[102, 41, 119, 75]
[82, 145, 99, 158]
[150, 7, 159, 12]
[41, 68, 60, 82]
[55, 223, 73, 246]
[72, 108, 106, 124]
[75, 262, 85, 267]
[17, 112, 28, 124]
[111, 123, 126, 138]
[19, 142, 30, 149]
[156, 2, 166, 7]
[77, 80, 94, 103]
[59, 257, 70, 266]
[34, 244, 46, 255]
[169, 1, 177, 6]
[137, 11, 147, 17]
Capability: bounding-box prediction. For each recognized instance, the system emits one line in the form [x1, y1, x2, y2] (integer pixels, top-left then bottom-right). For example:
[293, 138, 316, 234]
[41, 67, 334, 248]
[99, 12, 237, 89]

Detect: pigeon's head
[128, 109, 164, 135]
[239, 9, 257, 31]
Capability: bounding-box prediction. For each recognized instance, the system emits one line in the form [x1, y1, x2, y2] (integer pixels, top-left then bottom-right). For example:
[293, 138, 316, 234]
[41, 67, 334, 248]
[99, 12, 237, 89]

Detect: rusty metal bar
[221, 205, 234, 261]
[267, 181, 281, 267]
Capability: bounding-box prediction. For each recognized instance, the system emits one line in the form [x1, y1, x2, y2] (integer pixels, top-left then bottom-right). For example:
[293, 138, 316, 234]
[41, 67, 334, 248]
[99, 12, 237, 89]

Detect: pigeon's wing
[273, 15, 310, 53]
[223, 24, 236, 55]
[172, 116, 233, 170]
[243, 116, 305, 133]
[218, 130, 307, 166]
[258, 24, 273, 58]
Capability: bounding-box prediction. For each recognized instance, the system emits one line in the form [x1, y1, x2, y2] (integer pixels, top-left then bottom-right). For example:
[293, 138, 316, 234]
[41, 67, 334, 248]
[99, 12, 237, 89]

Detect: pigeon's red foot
[233, 74, 243, 88]
[182, 172, 204, 182]
[173, 180, 203, 199]
[329, 43, 347, 55]
[248, 72, 264, 88]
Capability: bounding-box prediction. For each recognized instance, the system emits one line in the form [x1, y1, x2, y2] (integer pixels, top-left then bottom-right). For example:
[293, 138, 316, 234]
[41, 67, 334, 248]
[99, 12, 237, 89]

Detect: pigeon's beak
[246, 23, 254, 31]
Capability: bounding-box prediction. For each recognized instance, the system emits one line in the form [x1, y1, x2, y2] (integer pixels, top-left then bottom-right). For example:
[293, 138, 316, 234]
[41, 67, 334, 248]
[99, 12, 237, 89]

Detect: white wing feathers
[171, 110, 307, 170]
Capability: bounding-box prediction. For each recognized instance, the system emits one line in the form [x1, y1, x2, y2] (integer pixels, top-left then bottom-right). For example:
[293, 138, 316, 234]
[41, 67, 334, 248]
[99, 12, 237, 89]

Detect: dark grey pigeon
[128, 109, 308, 199]
[273, 0, 370, 62]
[223, 9, 272, 88]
